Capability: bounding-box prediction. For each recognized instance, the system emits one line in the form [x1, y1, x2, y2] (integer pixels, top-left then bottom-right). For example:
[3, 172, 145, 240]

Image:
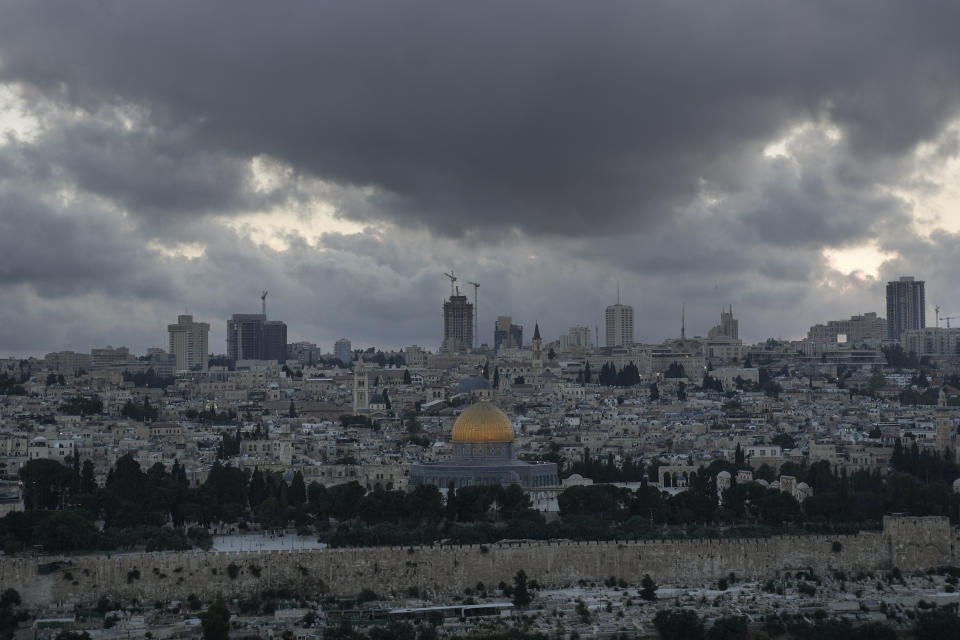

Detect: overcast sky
[2, 1, 960, 357]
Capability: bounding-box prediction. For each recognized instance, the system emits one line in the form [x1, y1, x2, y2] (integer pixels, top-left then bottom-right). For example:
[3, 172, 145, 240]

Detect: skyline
[0, 276, 937, 359]
[2, 2, 960, 356]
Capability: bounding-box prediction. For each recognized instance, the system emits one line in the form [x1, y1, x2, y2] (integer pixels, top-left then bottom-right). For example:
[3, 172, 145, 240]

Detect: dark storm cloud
[2, 1, 959, 237]
[3, 1, 960, 355]
[0, 147, 178, 299]
[24, 114, 263, 219]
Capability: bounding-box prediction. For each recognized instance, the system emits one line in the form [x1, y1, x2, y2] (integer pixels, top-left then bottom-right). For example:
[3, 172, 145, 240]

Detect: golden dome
[450, 401, 514, 444]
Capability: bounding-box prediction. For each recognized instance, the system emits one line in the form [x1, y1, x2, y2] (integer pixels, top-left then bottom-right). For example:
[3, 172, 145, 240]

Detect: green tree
[665, 362, 686, 378]
[0, 588, 27, 640]
[511, 569, 532, 608]
[914, 608, 960, 640]
[403, 369, 412, 384]
[121, 398, 158, 421]
[707, 615, 747, 640]
[734, 443, 746, 469]
[255, 497, 287, 528]
[19, 459, 73, 509]
[35, 509, 99, 552]
[289, 471, 307, 506]
[201, 598, 231, 640]
[61, 395, 103, 416]
[771, 433, 796, 449]
[648, 383, 660, 401]
[288, 401, 297, 418]
[80, 459, 97, 494]
[867, 369, 887, 396]
[639, 574, 657, 601]
[653, 609, 705, 640]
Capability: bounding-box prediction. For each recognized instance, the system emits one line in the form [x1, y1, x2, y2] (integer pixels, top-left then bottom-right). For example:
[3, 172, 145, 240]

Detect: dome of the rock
[450, 401, 514, 444]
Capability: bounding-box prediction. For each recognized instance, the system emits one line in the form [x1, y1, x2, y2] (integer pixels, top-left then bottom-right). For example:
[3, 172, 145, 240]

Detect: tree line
[5, 437, 958, 555]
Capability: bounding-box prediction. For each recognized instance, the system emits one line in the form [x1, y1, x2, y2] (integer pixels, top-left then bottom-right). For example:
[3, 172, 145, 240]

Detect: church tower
[531, 322, 543, 375]
[935, 388, 953, 456]
[353, 364, 369, 415]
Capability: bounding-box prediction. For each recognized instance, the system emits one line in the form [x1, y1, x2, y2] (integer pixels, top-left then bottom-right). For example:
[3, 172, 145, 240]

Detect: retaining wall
[1, 516, 955, 607]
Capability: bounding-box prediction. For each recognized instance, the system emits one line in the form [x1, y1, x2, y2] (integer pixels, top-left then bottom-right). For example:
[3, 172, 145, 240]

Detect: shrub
[653, 609, 705, 640]
[357, 588, 378, 604]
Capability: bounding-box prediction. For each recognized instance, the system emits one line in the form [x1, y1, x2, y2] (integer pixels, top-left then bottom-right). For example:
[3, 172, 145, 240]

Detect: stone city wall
[1, 516, 955, 607]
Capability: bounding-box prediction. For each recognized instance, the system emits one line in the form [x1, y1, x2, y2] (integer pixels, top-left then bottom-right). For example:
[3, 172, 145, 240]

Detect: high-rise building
[288, 341, 322, 366]
[442, 293, 474, 353]
[494, 316, 523, 351]
[44, 351, 91, 376]
[226, 312, 289, 363]
[227, 314, 266, 361]
[886, 276, 925, 341]
[605, 303, 634, 348]
[559, 326, 592, 352]
[167, 314, 210, 372]
[900, 327, 960, 357]
[90, 346, 134, 369]
[720, 307, 738, 340]
[334, 338, 352, 364]
[261, 321, 288, 362]
[807, 312, 886, 345]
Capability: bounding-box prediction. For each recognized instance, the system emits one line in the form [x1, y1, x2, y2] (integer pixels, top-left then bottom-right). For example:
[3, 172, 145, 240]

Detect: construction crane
[943, 316, 959, 329]
[443, 271, 458, 297]
[467, 281, 480, 349]
[261, 290, 268, 317]
[935, 305, 941, 328]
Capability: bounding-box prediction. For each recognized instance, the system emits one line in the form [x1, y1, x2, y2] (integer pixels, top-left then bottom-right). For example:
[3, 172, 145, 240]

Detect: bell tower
[353, 364, 369, 415]
[531, 322, 543, 375]
[936, 388, 953, 455]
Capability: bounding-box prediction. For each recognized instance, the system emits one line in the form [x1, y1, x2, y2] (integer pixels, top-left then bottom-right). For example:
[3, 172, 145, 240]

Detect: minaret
[531, 322, 543, 375]
[352, 363, 369, 415]
[935, 388, 952, 455]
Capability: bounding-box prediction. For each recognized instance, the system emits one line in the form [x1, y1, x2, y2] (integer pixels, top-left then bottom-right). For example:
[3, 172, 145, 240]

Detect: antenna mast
[261, 290, 268, 317]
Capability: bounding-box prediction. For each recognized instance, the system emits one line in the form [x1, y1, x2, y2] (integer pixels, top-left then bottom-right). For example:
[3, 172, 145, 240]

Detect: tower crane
[943, 316, 959, 329]
[261, 290, 268, 317]
[935, 305, 940, 328]
[443, 271, 458, 297]
[467, 281, 480, 349]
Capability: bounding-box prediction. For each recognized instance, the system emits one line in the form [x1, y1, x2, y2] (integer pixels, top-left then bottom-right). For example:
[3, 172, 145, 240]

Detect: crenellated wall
[1, 516, 955, 608]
